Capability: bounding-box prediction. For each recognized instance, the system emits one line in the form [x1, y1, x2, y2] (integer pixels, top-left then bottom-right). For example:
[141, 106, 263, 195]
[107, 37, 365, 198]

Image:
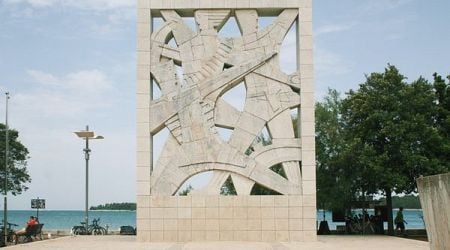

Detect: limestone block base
[136, 195, 317, 242]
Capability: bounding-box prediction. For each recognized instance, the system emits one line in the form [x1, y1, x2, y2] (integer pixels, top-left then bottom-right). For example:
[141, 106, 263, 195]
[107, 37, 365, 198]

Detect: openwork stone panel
[137, 0, 315, 242]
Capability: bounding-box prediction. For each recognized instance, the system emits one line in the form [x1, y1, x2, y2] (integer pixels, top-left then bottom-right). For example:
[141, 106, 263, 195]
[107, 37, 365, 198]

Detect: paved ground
[6, 235, 430, 250]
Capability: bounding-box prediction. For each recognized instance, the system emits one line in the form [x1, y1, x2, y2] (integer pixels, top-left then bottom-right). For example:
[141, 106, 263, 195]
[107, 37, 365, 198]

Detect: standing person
[375, 209, 384, 234]
[394, 207, 408, 236]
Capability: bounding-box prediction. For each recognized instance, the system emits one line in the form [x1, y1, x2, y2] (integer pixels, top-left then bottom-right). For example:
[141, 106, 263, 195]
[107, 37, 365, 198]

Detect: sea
[1, 209, 425, 231]
[0, 210, 136, 231]
[319, 208, 425, 230]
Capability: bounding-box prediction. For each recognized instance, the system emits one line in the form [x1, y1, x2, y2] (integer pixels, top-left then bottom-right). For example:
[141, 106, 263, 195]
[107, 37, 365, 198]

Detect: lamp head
[74, 131, 95, 138]
[74, 126, 103, 139]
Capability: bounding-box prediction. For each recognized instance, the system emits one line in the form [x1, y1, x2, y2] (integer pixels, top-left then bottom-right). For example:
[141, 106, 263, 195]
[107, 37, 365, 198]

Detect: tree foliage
[316, 89, 357, 210]
[178, 184, 193, 196]
[376, 195, 421, 209]
[0, 124, 31, 195]
[432, 73, 450, 167]
[342, 66, 449, 234]
[220, 176, 237, 195]
[341, 66, 447, 194]
[90, 202, 136, 210]
[316, 65, 449, 234]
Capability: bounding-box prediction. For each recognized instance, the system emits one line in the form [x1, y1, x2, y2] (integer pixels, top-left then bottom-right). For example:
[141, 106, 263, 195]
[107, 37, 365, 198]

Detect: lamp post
[74, 126, 103, 233]
[3, 92, 9, 244]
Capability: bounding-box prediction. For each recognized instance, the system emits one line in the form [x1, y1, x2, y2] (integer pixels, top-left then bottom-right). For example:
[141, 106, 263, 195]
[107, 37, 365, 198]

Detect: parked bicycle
[1, 221, 19, 244]
[71, 218, 107, 235]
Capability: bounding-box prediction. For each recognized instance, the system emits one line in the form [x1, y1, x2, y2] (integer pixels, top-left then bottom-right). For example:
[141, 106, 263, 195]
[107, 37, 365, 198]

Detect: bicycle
[1, 221, 19, 244]
[71, 218, 107, 235]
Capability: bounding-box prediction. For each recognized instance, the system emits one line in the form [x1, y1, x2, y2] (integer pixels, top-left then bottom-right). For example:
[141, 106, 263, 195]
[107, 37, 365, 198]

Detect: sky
[0, 0, 449, 210]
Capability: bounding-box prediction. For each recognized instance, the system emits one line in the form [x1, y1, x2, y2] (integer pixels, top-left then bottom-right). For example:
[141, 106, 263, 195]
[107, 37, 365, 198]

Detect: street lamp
[3, 92, 9, 244]
[74, 125, 103, 233]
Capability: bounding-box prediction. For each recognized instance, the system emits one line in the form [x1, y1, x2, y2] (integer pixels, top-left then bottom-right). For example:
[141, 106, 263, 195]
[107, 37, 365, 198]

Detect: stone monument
[417, 173, 450, 250]
[137, 0, 315, 242]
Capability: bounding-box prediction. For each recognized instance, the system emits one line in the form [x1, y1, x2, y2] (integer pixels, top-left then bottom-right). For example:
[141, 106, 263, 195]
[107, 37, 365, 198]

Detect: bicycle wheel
[8, 232, 17, 244]
[72, 226, 86, 235]
[91, 227, 105, 235]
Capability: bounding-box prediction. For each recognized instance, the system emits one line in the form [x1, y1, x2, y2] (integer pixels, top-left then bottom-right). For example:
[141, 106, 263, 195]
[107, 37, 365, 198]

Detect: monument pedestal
[137, 195, 317, 242]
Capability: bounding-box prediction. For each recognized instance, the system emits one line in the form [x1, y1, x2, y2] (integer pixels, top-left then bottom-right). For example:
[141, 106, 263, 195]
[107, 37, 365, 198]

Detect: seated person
[16, 216, 38, 236]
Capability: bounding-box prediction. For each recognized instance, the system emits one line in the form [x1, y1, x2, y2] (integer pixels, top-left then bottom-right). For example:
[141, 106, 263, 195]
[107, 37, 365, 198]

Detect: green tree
[315, 89, 365, 212]
[90, 202, 136, 210]
[178, 185, 193, 196]
[220, 176, 237, 195]
[432, 73, 450, 167]
[0, 124, 31, 195]
[341, 65, 448, 234]
[376, 195, 421, 209]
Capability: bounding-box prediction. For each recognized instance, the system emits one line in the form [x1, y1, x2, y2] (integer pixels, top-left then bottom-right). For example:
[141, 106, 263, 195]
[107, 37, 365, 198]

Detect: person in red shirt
[16, 216, 38, 236]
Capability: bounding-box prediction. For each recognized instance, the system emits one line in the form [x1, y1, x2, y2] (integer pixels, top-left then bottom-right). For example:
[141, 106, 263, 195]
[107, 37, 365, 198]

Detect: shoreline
[2, 208, 421, 212]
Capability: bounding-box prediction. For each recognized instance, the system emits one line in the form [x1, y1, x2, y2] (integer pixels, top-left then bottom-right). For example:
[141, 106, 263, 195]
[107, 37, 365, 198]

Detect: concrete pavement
[5, 235, 430, 250]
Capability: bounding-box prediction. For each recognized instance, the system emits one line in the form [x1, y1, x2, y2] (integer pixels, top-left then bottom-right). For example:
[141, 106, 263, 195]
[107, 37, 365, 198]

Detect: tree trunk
[386, 188, 394, 235]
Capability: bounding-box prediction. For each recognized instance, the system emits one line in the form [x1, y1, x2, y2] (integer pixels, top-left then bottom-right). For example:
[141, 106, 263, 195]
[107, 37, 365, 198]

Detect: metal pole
[3, 92, 10, 244]
[84, 125, 90, 233]
[36, 197, 39, 220]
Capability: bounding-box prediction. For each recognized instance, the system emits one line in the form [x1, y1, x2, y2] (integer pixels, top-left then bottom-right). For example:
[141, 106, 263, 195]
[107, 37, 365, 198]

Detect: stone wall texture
[417, 173, 450, 250]
[137, 195, 315, 242]
[137, 0, 315, 242]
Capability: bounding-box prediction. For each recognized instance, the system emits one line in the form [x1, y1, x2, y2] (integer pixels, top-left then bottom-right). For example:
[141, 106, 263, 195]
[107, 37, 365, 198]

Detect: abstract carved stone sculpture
[137, 0, 315, 242]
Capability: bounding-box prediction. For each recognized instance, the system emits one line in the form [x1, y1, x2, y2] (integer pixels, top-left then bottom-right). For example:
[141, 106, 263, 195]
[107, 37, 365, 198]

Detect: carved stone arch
[137, 1, 316, 242]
